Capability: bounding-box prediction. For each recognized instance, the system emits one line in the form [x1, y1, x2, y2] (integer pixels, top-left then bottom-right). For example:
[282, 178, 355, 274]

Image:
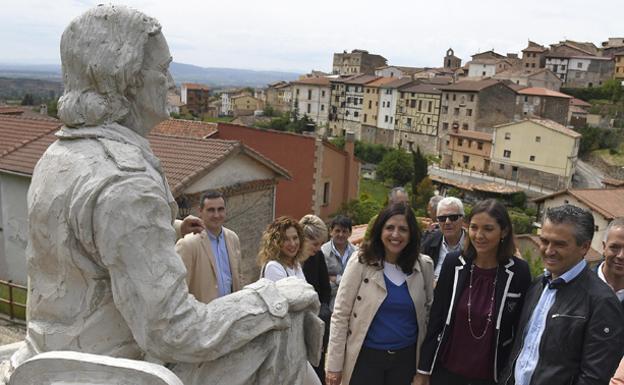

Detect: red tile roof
[400, 83, 442, 95]
[152, 119, 218, 139]
[533, 188, 624, 220]
[570, 98, 592, 108]
[494, 118, 581, 139]
[365, 77, 397, 87]
[0, 115, 61, 157]
[518, 87, 572, 98]
[183, 83, 210, 91]
[291, 77, 331, 86]
[439, 78, 506, 92]
[0, 118, 289, 196]
[0, 107, 27, 115]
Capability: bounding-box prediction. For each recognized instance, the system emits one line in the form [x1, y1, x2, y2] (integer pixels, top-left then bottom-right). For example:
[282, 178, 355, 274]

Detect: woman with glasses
[414, 199, 531, 385]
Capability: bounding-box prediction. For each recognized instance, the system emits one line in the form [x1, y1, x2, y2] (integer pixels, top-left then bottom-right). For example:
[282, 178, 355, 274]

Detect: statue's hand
[275, 277, 320, 313]
[180, 215, 205, 236]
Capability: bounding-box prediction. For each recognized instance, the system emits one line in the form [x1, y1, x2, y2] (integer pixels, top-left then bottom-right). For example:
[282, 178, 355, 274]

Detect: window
[454, 108, 460, 116]
[468, 140, 473, 148]
[368, 100, 372, 109]
[442, 122, 449, 130]
[458, 138, 464, 146]
[561, 65, 566, 71]
[385, 115, 389, 122]
[442, 106, 449, 114]
[535, 136, 541, 142]
[426, 117, 431, 124]
[503, 150, 511, 158]
[407, 117, 412, 127]
[364, 114, 367, 123]
[477, 142, 483, 150]
[531, 63, 536, 68]
[530, 155, 535, 161]
[466, 109, 472, 116]
[524, 96, 529, 102]
[411, 100, 417, 108]
[505, 132, 511, 140]
[347, 97, 352, 104]
[462, 123, 469, 130]
[354, 111, 359, 117]
[390, 117, 393, 123]
[453, 94, 457, 101]
[307, 90, 312, 100]
[307, 104, 311, 113]
[428, 101, 432, 112]
[322, 90, 326, 97]
[296, 88, 300, 96]
[469, 94, 475, 102]
[463, 155, 470, 163]
[482, 71, 486, 76]
[445, 93, 449, 100]
[499, 163, 505, 170]
[321, 104, 325, 111]
[577, 62, 582, 69]
[323, 182, 330, 205]
[417, 100, 422, 110]
[366, 89, 370, 94]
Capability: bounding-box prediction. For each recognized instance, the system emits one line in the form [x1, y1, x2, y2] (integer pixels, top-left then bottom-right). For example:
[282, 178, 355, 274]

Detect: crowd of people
[176, 189, 624, 385]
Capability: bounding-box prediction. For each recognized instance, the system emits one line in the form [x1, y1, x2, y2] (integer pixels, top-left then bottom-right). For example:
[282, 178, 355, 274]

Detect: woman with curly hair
[326, 203, 434, 385]
[258, 216, 308, 281]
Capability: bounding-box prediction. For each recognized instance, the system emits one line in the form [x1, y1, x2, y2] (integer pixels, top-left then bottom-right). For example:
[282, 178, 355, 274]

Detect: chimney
[39, 104, 48, 115]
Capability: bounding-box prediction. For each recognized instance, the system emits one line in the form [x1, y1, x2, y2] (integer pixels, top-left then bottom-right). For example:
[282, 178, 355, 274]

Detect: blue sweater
[363, 274, 418, 350]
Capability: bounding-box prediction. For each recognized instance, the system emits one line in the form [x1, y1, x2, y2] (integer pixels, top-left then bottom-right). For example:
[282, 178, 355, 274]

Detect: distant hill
[0, 62, 301, 89]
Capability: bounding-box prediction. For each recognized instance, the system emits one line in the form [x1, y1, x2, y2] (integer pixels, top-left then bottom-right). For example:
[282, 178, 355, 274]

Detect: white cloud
[0, 0, 620, 72]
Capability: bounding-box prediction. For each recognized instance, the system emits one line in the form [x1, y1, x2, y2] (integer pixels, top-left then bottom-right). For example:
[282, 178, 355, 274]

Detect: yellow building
[448, 129, 492, 172]
[396, 83, 442, 155]
[615, 53, 624, 80]
[491, 118, 581, 189]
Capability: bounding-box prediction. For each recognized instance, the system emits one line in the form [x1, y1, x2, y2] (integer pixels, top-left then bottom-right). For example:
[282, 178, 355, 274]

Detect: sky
[1, 0, 621, 74]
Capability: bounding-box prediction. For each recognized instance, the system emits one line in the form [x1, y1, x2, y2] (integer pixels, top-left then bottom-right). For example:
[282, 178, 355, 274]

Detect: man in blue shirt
[176, 191, 241, 303]
[502, 204, 624, 385]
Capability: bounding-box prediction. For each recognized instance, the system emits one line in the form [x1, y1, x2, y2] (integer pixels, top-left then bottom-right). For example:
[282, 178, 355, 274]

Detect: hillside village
[1, 36, 624, 315]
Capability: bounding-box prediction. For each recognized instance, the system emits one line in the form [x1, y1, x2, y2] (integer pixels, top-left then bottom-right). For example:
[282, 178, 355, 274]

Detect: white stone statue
[2, 5, 322, 385]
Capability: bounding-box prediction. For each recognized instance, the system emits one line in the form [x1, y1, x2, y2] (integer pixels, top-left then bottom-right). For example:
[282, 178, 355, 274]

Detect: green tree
[46, 98, 58, 118]
[21, 93, 34, 106]
[509, 209, 533, 234]
[263, 104, 276, 117]
[411, 146, 428, 208]
[376, 150, 414, 186]
[413, 177, 434, 211]
[333, 195, 382, 225]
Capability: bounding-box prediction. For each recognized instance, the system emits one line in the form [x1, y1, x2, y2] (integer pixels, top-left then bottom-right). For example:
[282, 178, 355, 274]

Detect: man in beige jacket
[176, 191, 241, 303]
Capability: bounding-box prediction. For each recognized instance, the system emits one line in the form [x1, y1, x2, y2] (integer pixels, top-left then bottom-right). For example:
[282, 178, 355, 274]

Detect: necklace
[467, 263, 498, 340]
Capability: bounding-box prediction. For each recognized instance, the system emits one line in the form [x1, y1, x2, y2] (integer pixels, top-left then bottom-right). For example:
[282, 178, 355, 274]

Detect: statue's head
[58, 5, 173, 135]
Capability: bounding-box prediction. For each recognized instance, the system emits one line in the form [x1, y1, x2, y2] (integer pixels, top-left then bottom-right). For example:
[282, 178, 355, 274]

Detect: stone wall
[490, 161, 568, 190]
[476, 84, 516, 132]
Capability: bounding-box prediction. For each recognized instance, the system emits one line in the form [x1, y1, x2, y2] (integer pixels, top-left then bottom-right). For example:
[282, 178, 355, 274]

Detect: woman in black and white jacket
[415, 199, 532, 385]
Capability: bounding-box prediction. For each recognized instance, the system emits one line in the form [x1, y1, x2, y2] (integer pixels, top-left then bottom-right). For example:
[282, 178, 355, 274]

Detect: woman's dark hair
[464, 199, 516, 264]
[359, 202, 421, 274]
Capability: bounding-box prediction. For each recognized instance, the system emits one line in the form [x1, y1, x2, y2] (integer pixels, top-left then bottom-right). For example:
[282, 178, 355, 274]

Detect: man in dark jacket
[420, 196, 466, 280]
[502, 205, 624, 385]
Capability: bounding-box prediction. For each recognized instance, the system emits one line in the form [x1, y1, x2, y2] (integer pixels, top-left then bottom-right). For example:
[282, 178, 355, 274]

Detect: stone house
[438, 79, 516, 163]
[490, 118, 580, 190]
[332, 49, 387, 75]
[0, 116, 291, 285]
[290, 76, 331, 132]
[395, 83, 442, 155]
[521, 41, 549, 70]
[231, 95, 264, 117]
[493, 68, 562, 91]
[533, 188, 624, 255]
[447, 129, 493, 172]
[544, 41, 612, 87]
[328, 75, 359, 137]
[467, 50, 516, 78]
[515, 87, 572, 126]
[215, 123, 360, 222]
[265, 81, 293, 113]
[180, 83, 211, 116]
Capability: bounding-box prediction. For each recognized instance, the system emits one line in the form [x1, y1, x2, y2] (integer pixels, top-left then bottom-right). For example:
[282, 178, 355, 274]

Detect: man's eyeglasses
[437, 214, 463, 222]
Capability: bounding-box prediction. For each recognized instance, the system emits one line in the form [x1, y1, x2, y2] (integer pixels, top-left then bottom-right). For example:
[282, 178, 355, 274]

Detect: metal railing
[0, 279, 27, 324]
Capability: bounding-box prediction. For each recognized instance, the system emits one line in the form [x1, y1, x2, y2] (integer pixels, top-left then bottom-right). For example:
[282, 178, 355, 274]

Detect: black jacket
[420, 230, 444, 268]
[501, 266, 624, 385]
[302, 250, 331, 306]
[418, 251, 532, 382]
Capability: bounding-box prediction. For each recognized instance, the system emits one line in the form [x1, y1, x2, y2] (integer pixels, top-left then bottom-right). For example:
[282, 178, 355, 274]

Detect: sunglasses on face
[437, 214, 463, 222]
